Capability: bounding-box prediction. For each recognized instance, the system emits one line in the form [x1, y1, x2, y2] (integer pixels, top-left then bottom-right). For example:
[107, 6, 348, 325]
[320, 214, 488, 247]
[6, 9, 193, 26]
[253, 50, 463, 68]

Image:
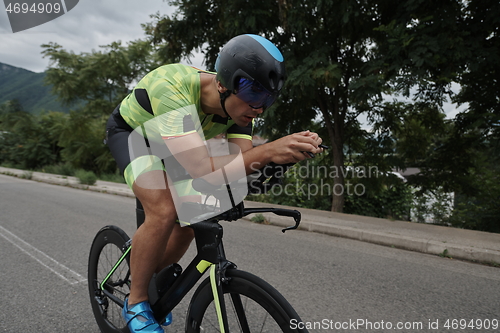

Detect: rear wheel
[88, 225, 131, 333]
[186, 269, 308, 333]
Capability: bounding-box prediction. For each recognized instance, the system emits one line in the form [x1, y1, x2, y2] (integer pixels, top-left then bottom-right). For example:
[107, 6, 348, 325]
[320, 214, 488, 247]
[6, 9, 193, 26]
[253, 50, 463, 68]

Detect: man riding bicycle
[105, 34, 323, 333]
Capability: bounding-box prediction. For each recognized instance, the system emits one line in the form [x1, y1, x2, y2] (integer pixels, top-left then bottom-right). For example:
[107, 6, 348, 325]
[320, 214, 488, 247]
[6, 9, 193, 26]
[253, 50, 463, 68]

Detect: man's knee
[134, 175, 176, 216]
[136, 195, 178, 231]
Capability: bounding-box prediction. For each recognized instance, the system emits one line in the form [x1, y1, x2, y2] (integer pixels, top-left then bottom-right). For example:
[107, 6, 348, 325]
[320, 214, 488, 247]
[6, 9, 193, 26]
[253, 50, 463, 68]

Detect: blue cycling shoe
[161, 312, 173, 326]
[122, 299, 166, 332]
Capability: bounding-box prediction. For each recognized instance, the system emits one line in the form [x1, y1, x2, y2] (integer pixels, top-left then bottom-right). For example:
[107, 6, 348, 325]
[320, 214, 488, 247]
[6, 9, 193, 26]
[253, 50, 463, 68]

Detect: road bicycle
[88, 162, 309, 332]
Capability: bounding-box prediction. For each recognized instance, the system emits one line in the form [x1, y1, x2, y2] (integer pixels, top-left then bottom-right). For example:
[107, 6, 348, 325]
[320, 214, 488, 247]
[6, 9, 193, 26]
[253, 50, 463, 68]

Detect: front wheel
[186, 269, 308, 333]
[88, 225, 131, 333]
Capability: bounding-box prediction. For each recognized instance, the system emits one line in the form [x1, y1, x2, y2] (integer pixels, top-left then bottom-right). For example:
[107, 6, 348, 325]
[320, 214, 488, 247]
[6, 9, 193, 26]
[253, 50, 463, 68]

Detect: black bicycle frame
[98, 201, 302, 331]
[151, 218, 230, 324]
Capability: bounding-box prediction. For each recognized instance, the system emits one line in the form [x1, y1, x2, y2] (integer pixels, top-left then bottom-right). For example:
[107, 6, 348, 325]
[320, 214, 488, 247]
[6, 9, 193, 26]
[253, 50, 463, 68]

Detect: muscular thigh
[132, 169, 201, 224]
[133, 170, 177, 224]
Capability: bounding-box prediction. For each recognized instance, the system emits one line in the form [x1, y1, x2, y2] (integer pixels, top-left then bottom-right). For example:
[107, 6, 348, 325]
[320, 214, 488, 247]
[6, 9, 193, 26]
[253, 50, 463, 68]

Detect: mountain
[0, 62, 71, 114]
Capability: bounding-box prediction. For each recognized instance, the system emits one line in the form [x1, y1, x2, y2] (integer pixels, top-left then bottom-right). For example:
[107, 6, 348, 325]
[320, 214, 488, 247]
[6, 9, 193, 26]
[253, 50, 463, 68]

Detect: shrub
[43, 163, 75, 176]
[75, 169, 97, 185]
[251, 214, 267, 224]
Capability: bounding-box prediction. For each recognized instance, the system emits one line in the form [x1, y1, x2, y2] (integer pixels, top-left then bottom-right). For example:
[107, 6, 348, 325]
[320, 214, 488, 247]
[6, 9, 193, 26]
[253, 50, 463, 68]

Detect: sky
[0, 0, 204, 73]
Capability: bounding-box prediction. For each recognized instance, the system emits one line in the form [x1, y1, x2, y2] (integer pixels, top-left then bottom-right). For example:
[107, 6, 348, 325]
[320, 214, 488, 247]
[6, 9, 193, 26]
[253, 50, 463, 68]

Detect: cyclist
[105, 34, 323, 333]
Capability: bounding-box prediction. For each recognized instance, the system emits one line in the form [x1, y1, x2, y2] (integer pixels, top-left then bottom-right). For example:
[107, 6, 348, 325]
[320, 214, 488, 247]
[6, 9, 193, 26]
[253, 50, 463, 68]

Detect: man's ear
[217, 81, 228, 93]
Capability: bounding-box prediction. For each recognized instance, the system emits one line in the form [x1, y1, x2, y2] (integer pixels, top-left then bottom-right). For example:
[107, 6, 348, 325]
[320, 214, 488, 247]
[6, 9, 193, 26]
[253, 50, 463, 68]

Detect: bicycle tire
[88, 225, 131, 333]
[185, 269, 309, 333]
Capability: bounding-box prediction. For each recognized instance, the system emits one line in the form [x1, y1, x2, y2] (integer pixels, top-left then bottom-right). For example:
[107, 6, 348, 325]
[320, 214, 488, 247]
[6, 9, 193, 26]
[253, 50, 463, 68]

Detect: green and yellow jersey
[118, 63, 252, 193]
[119, 63, 253, 142]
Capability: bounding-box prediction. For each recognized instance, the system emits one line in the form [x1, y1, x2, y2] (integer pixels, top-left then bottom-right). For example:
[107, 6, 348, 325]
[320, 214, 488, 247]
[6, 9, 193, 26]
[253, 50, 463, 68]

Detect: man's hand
[266, 130, 324, 165]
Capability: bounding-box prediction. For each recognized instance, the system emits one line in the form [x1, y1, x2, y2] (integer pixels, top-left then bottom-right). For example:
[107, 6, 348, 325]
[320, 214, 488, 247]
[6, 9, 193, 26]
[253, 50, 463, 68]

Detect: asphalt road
[1, 174, 499, 333]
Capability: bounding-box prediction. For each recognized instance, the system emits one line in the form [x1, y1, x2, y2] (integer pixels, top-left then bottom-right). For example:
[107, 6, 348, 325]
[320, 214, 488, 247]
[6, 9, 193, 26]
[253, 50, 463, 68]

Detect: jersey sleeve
[226, 119, 253, 141]
[149, 69, 201, 140]
[155, 104, 199, 140]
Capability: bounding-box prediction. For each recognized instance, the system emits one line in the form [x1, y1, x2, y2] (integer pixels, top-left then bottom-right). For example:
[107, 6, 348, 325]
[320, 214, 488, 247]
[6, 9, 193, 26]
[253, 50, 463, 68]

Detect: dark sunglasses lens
[236, 78, 276, 109]
[250, 94, 275, 109]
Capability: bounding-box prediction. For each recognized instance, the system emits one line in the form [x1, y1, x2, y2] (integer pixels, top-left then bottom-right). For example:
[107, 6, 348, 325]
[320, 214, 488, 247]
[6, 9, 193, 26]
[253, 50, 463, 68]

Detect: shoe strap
[125, 301, 158, 330]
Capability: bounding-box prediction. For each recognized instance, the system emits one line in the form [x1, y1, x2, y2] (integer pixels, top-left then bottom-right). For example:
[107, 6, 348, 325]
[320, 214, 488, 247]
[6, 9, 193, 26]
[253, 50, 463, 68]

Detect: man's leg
[156, 224, 194, 272]
[128, 169, 177, 306]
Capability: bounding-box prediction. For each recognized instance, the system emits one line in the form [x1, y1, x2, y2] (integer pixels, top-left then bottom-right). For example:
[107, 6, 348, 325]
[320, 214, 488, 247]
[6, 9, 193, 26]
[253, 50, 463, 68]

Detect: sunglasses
[233, 78, 277, 109]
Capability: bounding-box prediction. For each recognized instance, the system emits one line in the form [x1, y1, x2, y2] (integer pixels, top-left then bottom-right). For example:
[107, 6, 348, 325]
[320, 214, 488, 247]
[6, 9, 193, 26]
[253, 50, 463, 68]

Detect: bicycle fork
[206, 240, 237, 333]
[180, 223, 235, 333]
[207, 257, 257, 333]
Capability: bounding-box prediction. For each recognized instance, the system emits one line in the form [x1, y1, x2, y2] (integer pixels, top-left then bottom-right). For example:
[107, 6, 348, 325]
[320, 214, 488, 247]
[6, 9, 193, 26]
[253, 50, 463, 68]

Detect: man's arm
[165, 131, 322, 183]
[228, 137, 253, 154]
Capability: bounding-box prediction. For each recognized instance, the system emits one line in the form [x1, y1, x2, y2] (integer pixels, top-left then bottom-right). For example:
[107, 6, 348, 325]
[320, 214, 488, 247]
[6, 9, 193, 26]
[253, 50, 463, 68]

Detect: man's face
[225, 94, 264, 127]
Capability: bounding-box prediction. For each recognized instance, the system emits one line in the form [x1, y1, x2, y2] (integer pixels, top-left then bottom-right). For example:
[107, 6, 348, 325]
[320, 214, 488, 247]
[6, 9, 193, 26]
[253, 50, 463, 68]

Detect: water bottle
[156, 263, 182, 298]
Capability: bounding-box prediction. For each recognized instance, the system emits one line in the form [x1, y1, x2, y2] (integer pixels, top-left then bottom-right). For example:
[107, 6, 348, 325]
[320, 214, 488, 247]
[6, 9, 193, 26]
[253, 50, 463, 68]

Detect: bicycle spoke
[197, 293, 285, 332]
[89, 226, 135, 333]
[233, 295, 278, 333]
[97, 243, 129, 327]
[200, 302, 221, 331]
[258, 311, 270, 333]
[229, 293, 251, 333]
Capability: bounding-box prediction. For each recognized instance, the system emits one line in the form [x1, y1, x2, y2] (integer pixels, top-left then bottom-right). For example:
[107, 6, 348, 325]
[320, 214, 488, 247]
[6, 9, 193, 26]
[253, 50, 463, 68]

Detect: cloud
[0, 0, 176, 72]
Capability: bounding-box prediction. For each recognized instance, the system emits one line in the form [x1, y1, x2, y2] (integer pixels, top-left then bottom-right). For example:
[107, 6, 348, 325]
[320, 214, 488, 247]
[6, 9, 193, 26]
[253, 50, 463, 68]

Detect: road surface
[1, 174, 499, 332]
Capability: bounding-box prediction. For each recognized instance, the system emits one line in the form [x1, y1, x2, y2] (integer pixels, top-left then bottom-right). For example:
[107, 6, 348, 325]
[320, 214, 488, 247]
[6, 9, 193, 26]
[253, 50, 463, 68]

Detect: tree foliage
[0, 101, 62, 169]
[3, 0, 498, 231]
[31, 40, 162, 174]
[41, 40, 160, 116]
[142, 0, 499, 231]
[145, 0, 393, 212]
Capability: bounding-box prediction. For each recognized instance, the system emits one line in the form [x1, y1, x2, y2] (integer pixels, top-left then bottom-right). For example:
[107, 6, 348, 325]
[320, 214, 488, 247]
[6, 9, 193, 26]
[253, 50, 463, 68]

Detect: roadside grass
[1, 163, 126, 185]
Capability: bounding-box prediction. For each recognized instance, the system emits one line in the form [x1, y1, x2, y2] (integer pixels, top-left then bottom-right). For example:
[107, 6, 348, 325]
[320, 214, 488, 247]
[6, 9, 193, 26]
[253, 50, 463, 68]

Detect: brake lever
[301, 144, 329, 158]
[243, 208, 302, 233]
[274, 209, 302, 233]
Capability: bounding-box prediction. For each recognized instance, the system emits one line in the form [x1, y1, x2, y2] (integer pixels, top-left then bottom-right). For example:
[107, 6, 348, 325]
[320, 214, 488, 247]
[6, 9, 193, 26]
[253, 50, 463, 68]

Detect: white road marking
[0, 225, 87, 285]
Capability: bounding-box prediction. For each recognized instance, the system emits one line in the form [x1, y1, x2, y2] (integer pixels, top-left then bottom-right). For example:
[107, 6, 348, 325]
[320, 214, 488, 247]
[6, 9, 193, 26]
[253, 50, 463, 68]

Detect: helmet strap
[219, 90, 232, 119]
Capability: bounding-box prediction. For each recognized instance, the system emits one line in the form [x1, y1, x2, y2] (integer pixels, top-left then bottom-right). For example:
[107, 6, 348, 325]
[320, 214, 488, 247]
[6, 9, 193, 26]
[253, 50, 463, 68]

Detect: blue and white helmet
[215, 34, 286, 96]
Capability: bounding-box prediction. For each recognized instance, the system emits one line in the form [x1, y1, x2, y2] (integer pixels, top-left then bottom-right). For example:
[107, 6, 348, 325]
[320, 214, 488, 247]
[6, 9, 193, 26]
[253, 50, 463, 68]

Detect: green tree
[0, 99, 24, 115]
[55, 111, 114, 173]
[42, 39, 160, 116]
[38, 111, 67, 163]
[374, 0, 499, 231]
[41, 40, 161, 174]
[373, 0, 498, 184]
[0, 101, 33, 168]
[144, 0, 397, 212]
[146, 0, 480, 213]
[0, 101, 62, 169]
[32, 0, 497, 229]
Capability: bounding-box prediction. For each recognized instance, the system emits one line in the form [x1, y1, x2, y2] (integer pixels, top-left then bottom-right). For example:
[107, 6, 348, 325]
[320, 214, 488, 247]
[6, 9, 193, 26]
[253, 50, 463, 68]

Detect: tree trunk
[319, 93, 344, 213]
[331, 148, 344, 212]
[330, 113, 345, 213]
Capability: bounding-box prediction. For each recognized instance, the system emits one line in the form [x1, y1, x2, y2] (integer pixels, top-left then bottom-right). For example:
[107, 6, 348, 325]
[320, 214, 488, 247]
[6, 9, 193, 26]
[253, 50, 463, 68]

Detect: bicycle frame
[97, 201, 302, 333]
[151, 218, 232, 330]
[97, 219, 234, 332]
